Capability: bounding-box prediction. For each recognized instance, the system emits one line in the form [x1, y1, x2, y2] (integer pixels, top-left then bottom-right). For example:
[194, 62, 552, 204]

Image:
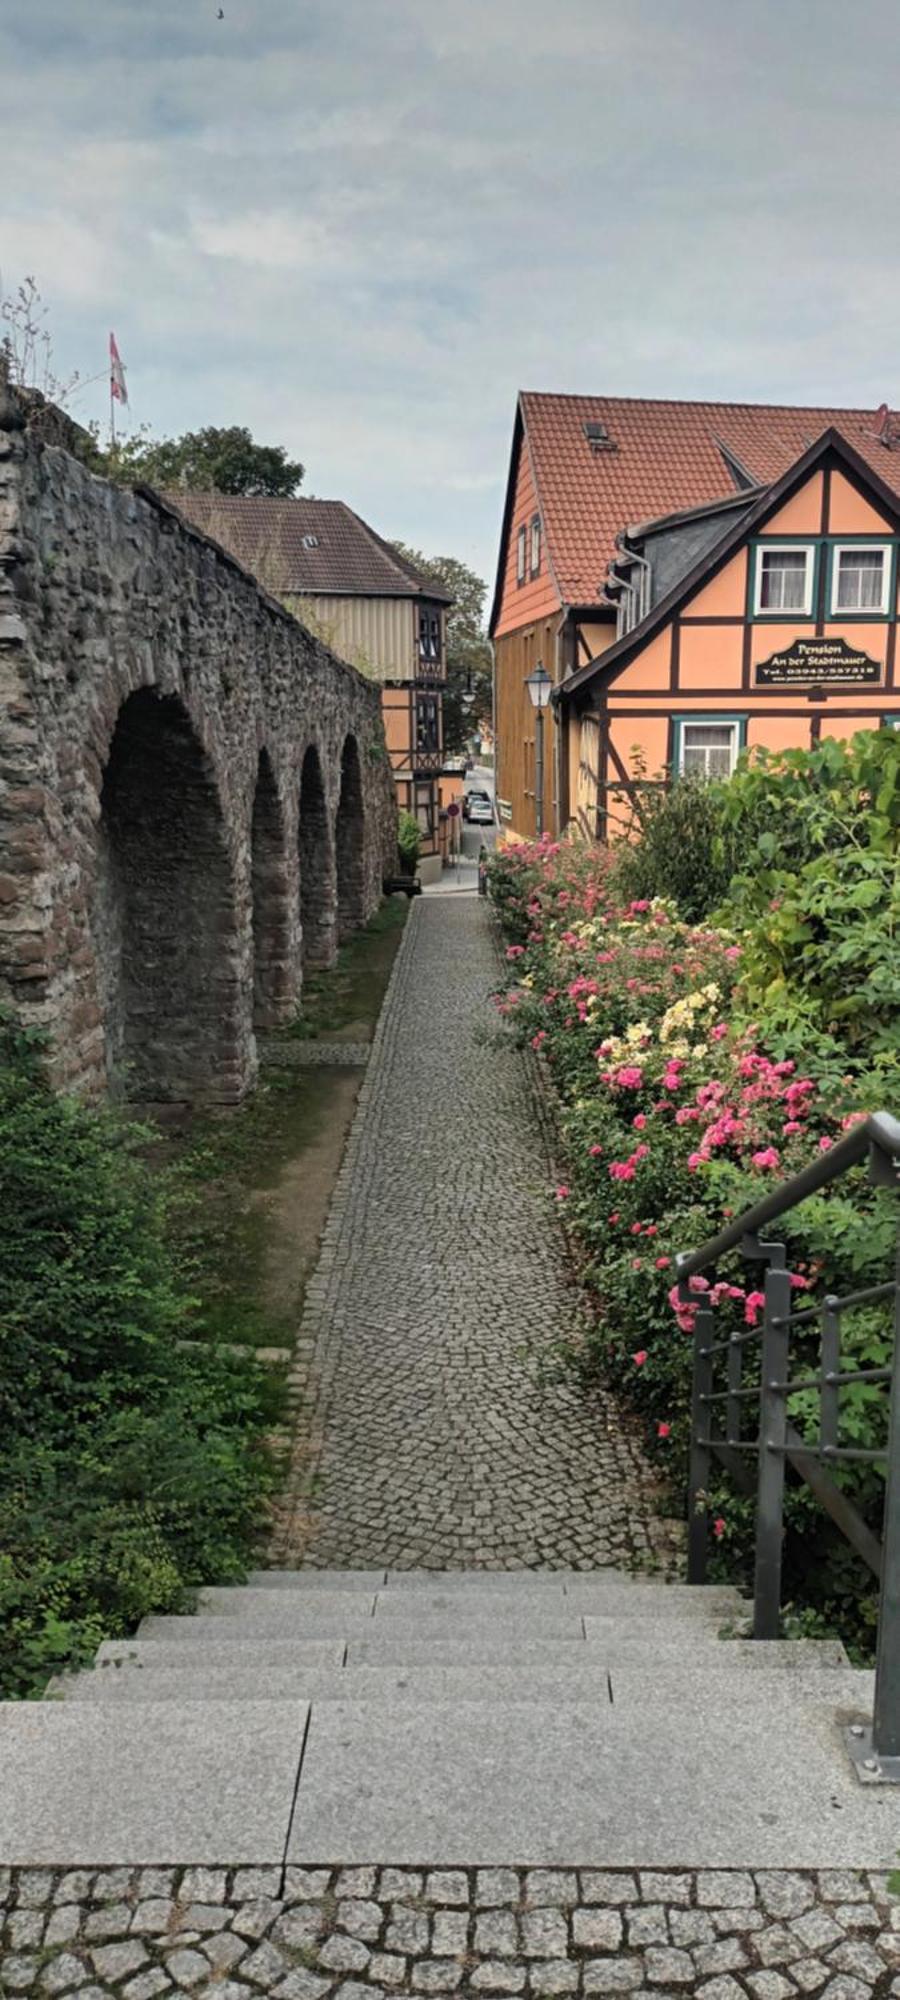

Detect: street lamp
[525, 660, 552, 837]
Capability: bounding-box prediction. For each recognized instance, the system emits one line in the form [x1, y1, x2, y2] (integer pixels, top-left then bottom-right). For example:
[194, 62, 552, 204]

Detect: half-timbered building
[491, 395, 900, 839]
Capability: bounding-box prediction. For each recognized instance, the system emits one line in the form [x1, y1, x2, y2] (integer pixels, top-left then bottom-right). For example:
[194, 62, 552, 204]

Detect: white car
[467, 793, 494, 826]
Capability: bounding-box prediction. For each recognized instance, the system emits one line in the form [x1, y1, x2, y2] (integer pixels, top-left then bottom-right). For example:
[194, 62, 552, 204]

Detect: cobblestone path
[275, 895, 674, 1569]
[3, 1863, 898, 2000]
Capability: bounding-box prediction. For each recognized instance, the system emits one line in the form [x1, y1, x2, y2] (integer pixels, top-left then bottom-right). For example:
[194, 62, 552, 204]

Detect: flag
[109, 332, 128, 406]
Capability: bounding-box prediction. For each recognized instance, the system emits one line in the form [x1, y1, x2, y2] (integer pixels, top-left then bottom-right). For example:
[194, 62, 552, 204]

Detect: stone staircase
[0, 1569, 894, 1867]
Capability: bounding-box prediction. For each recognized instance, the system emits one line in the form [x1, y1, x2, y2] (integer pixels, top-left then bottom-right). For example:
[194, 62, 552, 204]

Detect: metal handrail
[680, 1110, 900, 1777]
[677, 1112, 900, 1282]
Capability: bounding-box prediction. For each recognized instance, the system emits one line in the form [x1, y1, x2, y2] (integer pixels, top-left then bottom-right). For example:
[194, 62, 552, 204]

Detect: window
[418, 605, 442, 670]
[883, 715, 900, 729]
[516, 525, 527, 584]
[530, 515, 541, 577]
[676, 719, 744, 780]
[832, 544, 891, 614]
[415, 694, 440, 758]
[754, 545, 814, 615]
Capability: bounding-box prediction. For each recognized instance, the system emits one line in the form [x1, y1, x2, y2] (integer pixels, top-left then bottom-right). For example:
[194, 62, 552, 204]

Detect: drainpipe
[490, 636, 497, 811]
[615, 532, 652, 627]
[553, 611, 570, 835]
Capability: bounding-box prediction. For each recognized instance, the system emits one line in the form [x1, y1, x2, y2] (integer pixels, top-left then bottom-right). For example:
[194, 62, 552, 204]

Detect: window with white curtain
[832, 545, 890, 614]
[755, 546, 814, 614]
[679, 721, 741, 780]
[516, 526, 527, 584]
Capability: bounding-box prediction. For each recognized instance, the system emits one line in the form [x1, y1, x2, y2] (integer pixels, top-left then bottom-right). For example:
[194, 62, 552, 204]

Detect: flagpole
[109, 354, 115, 451]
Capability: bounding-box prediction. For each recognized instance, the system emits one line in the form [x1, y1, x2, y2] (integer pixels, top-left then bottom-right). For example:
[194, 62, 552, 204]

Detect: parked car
[463, 788, 491, 821]
[466, 792, 494, 826]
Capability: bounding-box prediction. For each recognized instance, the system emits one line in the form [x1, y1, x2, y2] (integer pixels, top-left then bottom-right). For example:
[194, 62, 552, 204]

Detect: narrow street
[277, 889, 673, 1570]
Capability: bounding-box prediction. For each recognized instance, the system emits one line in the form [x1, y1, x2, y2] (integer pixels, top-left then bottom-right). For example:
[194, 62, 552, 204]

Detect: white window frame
[516, 525, 527, 585]
[830, 542, 892, 617]
[676, 717, 743, 780]
[753, 543, 815, 617]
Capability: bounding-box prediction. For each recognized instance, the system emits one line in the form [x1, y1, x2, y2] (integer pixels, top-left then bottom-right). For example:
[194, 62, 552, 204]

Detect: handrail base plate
[845, 1722, 900, 1784]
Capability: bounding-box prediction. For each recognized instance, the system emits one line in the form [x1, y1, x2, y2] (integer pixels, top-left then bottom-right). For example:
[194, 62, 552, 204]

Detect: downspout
[553, 609, 570, 835]
[615, 531, 652, 627]
[490, 636, 498, 814]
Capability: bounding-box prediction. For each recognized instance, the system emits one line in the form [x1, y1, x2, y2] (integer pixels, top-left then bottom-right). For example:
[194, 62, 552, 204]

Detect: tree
[109, 424, 304, 497]
[392, 545, 493, 756]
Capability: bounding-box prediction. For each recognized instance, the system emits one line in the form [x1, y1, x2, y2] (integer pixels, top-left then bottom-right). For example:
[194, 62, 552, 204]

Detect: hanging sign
[754, 636, 883, 686]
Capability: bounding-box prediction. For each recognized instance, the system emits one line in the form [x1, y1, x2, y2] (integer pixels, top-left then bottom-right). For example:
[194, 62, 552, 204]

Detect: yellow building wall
[286, 593, 419, 681]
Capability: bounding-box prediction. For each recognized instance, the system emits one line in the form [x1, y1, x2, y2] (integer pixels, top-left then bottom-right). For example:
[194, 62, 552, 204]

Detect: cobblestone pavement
[3, 1865, 899, 2000]
[273, 896, 676, 1569]
[258, 1043, 371, 1069]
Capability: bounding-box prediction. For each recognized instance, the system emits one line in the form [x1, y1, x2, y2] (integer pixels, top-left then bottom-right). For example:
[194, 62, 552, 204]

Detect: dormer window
[832, 544, 891, 614]
[530, 515, 541, 577]
[516, 525, 527, 585]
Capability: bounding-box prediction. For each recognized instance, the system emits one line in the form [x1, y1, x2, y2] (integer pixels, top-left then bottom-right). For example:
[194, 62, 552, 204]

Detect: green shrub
[610, 773, 736, 919]
[0, 1016, 275, 1697]
[397, 808, 421, 872]
[717, 731, 900, 1060]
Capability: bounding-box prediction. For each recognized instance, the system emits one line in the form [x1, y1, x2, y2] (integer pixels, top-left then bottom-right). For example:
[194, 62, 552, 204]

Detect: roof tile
[164, 494, 450, 601]
[520, 393, 900, 604]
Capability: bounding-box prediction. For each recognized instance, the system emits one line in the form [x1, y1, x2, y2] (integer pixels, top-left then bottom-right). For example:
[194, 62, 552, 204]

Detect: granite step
[286, 1693, 894, 1868]
[189, 1582, 744, 1628]
[48, 1658, 872, 1706]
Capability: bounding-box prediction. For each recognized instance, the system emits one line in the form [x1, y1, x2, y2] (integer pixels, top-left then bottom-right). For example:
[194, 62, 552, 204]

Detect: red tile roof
[519, 393, 900, 607]
[164, 494, 451, 602]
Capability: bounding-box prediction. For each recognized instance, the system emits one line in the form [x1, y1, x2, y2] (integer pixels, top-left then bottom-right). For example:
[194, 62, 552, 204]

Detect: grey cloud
[4, 0, 900, 581]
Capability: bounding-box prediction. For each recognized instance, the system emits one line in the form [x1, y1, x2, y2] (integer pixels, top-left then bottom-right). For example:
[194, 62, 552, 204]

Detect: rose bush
[488, 825, 897, 1651]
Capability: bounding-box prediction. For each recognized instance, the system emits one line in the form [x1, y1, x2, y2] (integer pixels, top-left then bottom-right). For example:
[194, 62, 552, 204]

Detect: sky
[4, 0, 900, 594]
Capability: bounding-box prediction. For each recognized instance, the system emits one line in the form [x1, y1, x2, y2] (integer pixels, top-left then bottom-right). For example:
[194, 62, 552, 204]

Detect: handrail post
[688, 1300, 713, 1584]
[753, 1255, 791, 1640]
[873, 1241, 900, 1758]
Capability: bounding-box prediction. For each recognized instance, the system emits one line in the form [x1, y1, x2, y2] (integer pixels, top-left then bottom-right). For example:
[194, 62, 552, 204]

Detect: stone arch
[298, 741, 337, 970]
[93, 687, 247, 1103]
[336, 732, 366, 940]
[251, 749, 293, 1029]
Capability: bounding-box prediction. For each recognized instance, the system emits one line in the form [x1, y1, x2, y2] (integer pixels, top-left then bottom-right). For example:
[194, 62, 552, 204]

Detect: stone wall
[0, 383, 398, 1104]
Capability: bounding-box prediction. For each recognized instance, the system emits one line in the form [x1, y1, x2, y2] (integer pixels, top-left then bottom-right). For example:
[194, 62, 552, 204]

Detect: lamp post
[525, 660, 552, 837]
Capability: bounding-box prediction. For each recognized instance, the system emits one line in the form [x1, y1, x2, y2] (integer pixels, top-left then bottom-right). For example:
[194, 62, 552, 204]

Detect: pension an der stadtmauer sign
[754, 636, 883, 686]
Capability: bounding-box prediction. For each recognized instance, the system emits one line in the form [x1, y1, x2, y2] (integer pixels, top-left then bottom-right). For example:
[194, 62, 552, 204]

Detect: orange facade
[560, 437, 900, 839]
[491, 396, 900, 843]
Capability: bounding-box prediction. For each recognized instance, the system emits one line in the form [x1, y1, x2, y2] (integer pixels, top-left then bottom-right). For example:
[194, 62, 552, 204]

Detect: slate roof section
[165, 494, 452, 602]
[493, 393, 900, 625]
